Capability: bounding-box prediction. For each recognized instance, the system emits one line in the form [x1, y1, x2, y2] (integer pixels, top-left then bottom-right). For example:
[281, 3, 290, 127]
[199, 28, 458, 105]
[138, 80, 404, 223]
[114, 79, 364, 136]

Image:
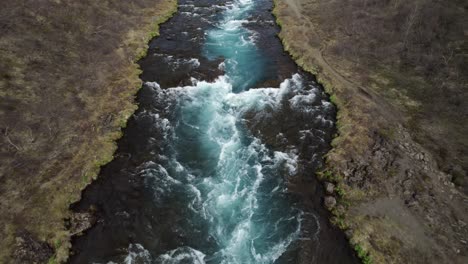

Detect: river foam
[128, 71, 331, 263]
[125, 0, 333, 262]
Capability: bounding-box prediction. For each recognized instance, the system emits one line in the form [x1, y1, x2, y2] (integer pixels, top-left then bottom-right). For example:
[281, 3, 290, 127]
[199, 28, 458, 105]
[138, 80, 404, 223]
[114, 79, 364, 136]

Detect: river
[69, 0, 358, 263]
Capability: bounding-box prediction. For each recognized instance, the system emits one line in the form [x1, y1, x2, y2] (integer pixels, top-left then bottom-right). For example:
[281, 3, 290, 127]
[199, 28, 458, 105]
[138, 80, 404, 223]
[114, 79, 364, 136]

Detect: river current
[70, 0, 358, 263]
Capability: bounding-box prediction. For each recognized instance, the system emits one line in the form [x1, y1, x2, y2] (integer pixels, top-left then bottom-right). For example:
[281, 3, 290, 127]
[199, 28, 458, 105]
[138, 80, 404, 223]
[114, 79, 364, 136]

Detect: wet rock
[324, 196, 337, 210]
[13, 231, 53, 264]
[69, 211, 96, 236]
[324, 182, 335, 194]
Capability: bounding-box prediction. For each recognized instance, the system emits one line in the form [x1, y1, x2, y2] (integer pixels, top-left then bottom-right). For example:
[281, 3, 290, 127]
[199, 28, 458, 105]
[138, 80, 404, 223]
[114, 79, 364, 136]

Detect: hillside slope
[274, 0, 467, 263]
[0, 0, 176, 262]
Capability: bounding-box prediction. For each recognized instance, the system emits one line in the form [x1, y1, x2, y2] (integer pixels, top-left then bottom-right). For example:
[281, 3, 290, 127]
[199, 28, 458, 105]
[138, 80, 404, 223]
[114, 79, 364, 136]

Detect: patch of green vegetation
[329, 94, 339, 105]
[354, 244, 373, 264]
[272, 4, 281, 26]
[318, 170, 341, 182]
[331, 215, 348, 230]
[335, 184, 346, 197]
[48, 256, 57, 264]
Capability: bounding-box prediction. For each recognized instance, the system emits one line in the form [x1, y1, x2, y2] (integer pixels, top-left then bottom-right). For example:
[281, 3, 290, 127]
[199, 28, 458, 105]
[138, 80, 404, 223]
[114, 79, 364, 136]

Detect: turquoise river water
[70, 0, 358, 263]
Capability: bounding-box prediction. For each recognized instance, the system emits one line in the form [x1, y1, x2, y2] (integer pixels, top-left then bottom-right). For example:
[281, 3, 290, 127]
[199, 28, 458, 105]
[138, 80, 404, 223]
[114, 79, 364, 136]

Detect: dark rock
[13, 231, 53, 264]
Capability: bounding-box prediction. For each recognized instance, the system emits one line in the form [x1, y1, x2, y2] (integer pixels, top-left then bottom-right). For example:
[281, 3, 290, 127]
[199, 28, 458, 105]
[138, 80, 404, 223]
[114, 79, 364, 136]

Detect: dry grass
[0, 0, 177, 262]
[314, 0, 467, 187]
[274, 0, 468, 263]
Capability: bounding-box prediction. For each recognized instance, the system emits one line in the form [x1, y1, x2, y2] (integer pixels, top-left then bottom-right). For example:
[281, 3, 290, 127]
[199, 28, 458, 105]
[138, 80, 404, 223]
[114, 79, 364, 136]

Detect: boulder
[69, 211, 96, 236]
[324, 196, 337, 210]
[324, 182, 335, 194]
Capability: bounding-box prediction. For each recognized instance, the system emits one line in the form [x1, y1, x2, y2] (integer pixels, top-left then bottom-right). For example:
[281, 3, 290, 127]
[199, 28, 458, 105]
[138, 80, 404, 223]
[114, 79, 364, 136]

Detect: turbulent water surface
[70, 0, 358, 263]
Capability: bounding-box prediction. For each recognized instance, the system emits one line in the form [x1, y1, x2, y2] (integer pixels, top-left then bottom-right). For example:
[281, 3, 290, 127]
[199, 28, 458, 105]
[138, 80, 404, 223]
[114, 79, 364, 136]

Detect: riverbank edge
[8, 2, 178, 263]
[272, 1, 371, 263]
[271, 1, 468, 264]
[59, 2, 177, 263]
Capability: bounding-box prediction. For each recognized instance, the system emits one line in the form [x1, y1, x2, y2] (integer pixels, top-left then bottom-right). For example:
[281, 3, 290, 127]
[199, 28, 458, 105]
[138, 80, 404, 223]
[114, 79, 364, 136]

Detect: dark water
[69, 0, 358, 263]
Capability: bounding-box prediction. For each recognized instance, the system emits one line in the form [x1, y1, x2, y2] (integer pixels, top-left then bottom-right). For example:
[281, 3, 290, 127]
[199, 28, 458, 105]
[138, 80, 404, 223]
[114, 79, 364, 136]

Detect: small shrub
[354, 244, 372, 264]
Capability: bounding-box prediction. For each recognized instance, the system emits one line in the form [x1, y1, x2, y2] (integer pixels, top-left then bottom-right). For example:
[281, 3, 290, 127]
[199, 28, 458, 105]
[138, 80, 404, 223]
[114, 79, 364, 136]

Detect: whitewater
[121, 0, 332, 263]
[69, 0, 358, 263]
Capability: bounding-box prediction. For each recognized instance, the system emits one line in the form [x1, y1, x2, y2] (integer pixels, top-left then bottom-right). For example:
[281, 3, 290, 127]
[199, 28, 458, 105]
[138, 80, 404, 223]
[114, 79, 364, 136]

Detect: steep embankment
[274, 0, 467, 263]
[0, 0, 176, 262]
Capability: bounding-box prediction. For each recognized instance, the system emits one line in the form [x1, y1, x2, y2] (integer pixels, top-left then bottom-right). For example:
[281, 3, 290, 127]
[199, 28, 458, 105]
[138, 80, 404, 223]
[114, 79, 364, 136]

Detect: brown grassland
[0, 0, 177, 263]
[274, 0, 467, 263]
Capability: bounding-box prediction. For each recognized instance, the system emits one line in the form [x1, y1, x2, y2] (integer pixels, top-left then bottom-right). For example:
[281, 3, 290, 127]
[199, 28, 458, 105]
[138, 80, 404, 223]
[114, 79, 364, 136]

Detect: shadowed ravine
[69, 0, 358, 263]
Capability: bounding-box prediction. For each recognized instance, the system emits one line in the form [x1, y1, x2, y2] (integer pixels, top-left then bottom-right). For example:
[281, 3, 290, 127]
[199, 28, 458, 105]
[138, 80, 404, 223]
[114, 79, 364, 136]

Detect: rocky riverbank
[0, 0, 177, 262]
[273, 0, 468, 263]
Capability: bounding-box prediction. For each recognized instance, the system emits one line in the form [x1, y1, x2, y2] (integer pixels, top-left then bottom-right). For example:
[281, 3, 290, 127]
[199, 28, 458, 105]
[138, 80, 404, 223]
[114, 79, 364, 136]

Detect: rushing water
[70, 0, 358, 263]
[203, 0, 265, 92]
